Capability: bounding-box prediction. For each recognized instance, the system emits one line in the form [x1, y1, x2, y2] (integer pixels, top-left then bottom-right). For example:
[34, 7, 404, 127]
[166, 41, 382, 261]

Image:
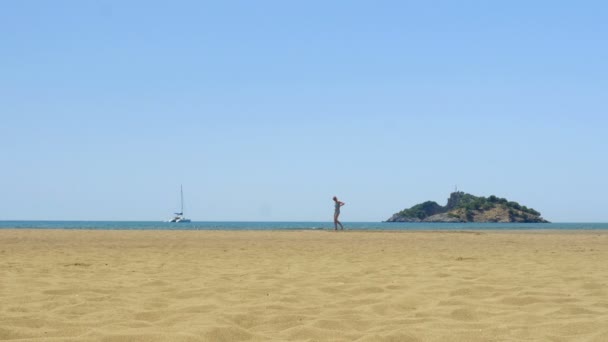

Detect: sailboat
[169, 185, 191, 223]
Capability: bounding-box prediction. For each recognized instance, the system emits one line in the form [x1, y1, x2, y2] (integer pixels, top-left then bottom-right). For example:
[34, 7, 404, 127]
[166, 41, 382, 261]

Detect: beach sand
[1, 229, 607, 341]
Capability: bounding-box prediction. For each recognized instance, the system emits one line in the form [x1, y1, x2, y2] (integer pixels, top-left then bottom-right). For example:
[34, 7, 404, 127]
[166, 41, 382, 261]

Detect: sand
[1, 229, 608, 342]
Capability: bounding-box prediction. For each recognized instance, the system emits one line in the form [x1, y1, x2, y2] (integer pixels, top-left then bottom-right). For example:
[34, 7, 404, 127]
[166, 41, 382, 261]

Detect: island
[386, 191, 549, 223]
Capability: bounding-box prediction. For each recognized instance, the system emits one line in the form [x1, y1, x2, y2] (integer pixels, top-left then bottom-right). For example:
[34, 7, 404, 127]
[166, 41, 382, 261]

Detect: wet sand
[1, 229, 607, 341]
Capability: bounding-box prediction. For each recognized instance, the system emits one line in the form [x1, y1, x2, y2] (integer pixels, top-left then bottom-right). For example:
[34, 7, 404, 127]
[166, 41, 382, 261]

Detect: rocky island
[386, 192, 549, 223]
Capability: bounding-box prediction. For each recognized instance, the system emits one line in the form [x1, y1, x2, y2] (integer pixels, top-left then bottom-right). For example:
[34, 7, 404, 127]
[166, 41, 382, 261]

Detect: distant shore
[2, 230, 608, 341]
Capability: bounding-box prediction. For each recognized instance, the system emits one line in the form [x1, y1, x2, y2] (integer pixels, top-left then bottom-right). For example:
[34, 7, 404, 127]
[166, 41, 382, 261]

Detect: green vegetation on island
[386, 192, 548, 223]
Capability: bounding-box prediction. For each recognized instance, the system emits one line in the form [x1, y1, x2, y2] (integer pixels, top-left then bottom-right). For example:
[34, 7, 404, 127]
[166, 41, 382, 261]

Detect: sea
[1, 221, 607, 231]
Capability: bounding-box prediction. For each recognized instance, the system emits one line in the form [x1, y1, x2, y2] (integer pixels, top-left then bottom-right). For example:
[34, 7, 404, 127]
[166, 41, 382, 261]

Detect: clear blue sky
[1, 1, 606, 222]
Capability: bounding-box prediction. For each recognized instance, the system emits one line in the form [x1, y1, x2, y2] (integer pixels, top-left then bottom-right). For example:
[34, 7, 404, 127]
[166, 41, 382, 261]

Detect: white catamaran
[169, 185, 191, 223]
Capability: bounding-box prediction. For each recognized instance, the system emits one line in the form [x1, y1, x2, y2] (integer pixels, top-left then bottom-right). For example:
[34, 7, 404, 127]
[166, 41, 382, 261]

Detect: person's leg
[335, 212, 343, 230]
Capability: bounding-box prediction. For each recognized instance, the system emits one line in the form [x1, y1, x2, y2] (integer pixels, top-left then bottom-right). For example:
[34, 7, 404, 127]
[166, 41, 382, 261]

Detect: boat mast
[180, 184, 184, 215]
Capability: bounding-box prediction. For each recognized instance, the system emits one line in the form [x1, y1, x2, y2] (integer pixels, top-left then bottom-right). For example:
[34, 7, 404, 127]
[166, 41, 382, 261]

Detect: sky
[1, 1, 607, 222]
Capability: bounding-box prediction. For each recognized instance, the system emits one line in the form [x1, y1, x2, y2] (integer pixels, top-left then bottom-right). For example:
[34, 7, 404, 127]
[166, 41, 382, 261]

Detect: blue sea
[1, 221, 607, 231]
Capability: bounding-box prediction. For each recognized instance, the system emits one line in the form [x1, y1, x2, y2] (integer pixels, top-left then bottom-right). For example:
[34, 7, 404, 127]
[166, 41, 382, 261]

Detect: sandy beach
[1, 229, 607, 341]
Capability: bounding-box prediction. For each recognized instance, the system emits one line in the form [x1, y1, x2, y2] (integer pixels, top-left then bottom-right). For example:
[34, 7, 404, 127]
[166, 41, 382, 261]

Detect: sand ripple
[1, 230, 608, 341]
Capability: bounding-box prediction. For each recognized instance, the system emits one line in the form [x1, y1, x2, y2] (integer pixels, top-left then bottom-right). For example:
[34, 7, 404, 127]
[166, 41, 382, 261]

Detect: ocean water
[0, 221, 607, 231]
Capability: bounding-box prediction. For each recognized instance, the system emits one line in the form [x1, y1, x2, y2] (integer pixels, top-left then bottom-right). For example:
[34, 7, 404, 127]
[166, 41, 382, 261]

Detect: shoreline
[2, 221, 607, 232]
[2, 228, 608, 234]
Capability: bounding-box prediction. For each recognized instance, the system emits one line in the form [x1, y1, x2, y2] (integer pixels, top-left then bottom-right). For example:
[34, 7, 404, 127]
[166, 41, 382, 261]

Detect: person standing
[333, 196, 345, 230]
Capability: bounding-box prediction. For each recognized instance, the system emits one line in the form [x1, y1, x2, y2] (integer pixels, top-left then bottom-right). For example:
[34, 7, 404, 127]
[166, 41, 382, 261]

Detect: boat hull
[169, 217, 191, 223]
